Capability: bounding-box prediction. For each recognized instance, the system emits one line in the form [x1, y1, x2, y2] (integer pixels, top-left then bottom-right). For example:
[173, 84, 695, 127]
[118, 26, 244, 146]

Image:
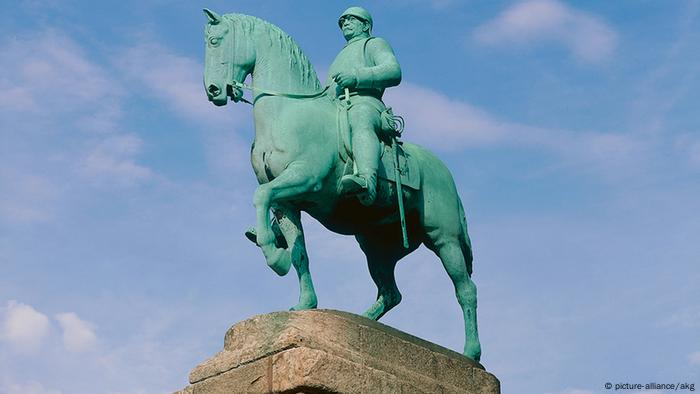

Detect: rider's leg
[341, 104, 381, 205]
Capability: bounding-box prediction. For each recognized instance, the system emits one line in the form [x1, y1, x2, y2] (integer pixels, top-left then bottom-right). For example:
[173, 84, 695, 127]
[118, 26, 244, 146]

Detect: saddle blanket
[376, 142, 420, 190]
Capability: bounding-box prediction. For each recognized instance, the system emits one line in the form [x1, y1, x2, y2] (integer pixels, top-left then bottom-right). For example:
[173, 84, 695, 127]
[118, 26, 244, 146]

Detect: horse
[202, 9, 482, 361]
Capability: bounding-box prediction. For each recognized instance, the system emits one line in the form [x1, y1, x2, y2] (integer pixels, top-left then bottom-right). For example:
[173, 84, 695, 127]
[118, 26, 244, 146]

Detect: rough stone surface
[176, 309, 500, 394]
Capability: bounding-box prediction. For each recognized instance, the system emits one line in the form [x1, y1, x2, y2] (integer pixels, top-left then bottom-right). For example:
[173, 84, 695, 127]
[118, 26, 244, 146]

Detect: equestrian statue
[203, 6, 482, 361]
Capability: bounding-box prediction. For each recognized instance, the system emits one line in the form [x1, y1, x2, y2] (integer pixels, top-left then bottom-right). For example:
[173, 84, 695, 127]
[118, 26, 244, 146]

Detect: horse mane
[223, 13, 322, 90]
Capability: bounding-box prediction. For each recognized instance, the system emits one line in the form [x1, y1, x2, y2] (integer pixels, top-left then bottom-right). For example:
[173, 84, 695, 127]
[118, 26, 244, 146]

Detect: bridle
[229, 80, 331, 106]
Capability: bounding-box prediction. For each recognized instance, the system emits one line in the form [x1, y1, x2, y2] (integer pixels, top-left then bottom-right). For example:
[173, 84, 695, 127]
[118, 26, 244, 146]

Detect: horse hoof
[289, 300, 318, 311]
[362, 311, 380, 321]
[289, 305, 317, 311]
[463, 344, 482, 362]
[244, 227, 258, 244]
[361, 305, 383, 321]
[246, 226, 288, 248]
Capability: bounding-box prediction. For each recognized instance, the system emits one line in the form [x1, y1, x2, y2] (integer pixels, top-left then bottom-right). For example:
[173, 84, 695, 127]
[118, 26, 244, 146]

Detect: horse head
[203, 9, 255, 106]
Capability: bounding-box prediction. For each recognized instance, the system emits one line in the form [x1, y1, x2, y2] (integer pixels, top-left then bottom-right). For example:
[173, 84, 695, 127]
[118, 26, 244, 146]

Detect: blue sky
[1, 1, 699, 393]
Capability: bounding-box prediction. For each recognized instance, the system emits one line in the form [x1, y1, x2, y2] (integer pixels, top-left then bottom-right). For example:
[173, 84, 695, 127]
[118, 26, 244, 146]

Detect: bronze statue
[203, 7, 482, 361]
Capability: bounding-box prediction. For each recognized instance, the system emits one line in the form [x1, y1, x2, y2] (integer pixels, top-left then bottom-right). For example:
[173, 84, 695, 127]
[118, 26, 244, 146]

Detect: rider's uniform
[327, 11, 401, 205]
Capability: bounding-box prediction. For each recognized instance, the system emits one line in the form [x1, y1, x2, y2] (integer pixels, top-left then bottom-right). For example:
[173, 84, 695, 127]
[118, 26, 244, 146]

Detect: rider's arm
[355, 38, 402, 89]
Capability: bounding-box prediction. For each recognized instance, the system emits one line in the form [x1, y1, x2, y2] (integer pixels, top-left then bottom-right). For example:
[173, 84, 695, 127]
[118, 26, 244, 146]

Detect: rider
[328, 6, 402, 206]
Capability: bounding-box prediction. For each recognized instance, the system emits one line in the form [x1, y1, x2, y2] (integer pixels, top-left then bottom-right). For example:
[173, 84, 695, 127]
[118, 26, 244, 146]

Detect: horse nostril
[208, 84, 221, 96]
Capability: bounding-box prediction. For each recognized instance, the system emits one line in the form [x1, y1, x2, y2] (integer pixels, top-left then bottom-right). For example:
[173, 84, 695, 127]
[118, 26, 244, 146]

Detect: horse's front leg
[273, 207, 317, 310]
[252, 161, 323, 274]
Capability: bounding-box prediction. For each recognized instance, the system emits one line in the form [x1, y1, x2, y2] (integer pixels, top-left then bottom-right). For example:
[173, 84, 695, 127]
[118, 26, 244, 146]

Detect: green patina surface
[202, 7, 481, 361]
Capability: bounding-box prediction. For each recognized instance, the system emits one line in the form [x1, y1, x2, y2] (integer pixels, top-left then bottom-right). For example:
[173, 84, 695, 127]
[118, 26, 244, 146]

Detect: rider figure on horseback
[328, 6, 402, 206]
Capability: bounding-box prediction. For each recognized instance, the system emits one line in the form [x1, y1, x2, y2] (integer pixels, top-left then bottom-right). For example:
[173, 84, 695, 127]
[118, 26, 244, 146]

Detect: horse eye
[209, 37, 220, 46]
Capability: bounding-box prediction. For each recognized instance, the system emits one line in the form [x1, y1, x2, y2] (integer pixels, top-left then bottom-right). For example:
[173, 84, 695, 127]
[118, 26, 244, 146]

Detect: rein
[230, 80, 330, 105]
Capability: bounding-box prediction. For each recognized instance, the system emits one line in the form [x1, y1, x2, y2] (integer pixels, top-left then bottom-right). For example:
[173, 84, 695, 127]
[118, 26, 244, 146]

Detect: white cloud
[0, 30, 125, 127]
[1, 301, 51, 354]
[0, 29, 152, 197]
[79, 134, 153, 187]
[689, 351, 700, 366]
[384, 82, 509, 150]
[385, 81, 646, 174]
[536, 129, 648, 172]
[54, 312, 97, 353]
[474, 0, 617, 63]
[1, 298, 208, 394]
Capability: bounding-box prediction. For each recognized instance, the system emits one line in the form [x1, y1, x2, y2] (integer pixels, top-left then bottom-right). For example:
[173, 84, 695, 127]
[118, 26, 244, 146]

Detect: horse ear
[203, 8, 222, 25]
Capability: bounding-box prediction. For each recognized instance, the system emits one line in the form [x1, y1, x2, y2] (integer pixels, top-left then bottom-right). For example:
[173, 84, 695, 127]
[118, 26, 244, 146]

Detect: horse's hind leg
[273, 207, 317, 311]
[356, 232, 412, 321]
[420, 154, 482, 360]
[426, 236, 482, 361]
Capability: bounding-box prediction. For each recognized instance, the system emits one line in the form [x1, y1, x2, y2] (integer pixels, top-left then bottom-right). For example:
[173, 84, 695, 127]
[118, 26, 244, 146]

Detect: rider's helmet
[338, 6, 373, 33]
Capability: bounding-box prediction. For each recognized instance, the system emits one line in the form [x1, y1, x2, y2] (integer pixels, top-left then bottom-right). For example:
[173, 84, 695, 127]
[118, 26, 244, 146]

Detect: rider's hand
[332, 72, 358, 89]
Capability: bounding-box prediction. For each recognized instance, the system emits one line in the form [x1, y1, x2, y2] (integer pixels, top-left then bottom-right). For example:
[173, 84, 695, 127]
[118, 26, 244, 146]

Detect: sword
[392, 138, 409, 249]
[343, 87, 358, 174]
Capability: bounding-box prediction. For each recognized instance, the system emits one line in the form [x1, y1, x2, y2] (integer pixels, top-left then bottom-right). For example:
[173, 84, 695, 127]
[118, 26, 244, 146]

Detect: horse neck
[250, 28, 321, 96]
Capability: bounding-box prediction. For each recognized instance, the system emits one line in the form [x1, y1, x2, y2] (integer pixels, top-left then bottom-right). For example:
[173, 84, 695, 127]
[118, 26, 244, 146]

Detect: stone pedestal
[175, 309, 500, 394]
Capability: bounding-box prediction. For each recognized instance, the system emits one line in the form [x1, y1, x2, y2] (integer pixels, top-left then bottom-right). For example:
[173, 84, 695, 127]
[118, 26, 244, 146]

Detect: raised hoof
[244, 226, 287, 249]
[245, 227, 258, 244]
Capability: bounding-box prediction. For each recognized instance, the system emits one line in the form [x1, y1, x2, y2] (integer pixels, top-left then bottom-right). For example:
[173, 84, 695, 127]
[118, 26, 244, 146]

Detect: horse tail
[458, 198, 474, 276]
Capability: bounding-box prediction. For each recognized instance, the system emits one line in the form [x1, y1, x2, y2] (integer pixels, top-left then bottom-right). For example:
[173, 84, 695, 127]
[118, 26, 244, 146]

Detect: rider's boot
[340, 127, 380, 206]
